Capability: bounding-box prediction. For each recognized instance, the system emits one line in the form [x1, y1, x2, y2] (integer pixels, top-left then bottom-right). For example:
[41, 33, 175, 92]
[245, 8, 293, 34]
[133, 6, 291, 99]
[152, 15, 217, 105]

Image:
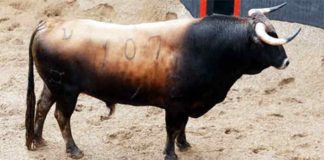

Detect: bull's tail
[25, 22, 42, 150]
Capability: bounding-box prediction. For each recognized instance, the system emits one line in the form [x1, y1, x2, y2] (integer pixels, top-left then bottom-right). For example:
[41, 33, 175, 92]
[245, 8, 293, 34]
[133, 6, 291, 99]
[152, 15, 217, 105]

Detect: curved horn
[255, 23, 301, 46]
[248, 2, 287, 16]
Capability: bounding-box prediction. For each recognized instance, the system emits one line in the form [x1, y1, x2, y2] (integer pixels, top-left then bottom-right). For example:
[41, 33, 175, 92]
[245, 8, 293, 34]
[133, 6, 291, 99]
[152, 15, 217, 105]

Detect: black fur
[168, 15, 287, 118]
[161, 15, 289, 159]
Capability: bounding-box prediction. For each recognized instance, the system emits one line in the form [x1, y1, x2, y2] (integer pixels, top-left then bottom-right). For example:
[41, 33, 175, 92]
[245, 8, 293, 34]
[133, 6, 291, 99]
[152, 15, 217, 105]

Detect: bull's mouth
[275, 58, 290, 70]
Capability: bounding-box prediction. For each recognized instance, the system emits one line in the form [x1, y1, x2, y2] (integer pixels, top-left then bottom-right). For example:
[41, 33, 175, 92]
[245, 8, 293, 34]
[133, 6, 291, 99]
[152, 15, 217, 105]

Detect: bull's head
[248, 2, 301, 70]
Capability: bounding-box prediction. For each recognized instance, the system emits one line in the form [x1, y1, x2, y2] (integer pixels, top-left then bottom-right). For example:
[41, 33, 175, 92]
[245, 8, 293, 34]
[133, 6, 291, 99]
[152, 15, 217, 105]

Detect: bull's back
[33, 18, 198, 106]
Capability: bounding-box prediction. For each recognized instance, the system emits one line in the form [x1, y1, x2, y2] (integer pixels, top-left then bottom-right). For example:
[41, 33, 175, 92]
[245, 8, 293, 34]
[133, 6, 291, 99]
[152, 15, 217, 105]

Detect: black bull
[25, 4, 300, 160]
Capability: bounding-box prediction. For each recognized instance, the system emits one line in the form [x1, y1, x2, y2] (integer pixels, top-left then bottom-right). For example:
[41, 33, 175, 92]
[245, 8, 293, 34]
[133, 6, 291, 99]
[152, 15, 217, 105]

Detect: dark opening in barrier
[207, 0, 234, 15]
[181, 0, 324, 29]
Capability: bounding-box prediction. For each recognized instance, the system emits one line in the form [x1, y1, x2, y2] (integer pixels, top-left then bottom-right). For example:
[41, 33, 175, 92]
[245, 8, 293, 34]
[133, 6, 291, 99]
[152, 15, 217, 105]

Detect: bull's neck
[185, 15, 252, 78]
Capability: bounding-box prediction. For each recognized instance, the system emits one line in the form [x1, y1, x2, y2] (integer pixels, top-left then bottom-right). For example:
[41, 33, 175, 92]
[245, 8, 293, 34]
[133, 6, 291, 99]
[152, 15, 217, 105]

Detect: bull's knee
[35, 100, 48, 121]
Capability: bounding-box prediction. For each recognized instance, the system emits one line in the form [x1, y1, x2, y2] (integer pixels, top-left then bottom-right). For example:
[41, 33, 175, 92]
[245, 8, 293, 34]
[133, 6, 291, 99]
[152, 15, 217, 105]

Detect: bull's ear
[251, 35, 263, 45]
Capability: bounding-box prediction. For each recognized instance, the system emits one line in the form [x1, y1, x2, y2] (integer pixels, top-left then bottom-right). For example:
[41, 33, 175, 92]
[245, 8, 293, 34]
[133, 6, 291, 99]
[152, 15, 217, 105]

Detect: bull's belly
[80, 75, 169, 107]
[37, 63, 170, 107]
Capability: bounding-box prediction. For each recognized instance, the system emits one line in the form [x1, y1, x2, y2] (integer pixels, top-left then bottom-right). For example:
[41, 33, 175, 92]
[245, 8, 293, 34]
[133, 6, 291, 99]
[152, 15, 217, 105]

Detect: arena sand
[0, 0, 323, 159]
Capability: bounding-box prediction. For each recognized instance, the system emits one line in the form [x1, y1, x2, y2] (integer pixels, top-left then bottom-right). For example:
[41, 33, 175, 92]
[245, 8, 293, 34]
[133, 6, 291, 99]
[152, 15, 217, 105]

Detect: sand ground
[0, 0, 323, 160]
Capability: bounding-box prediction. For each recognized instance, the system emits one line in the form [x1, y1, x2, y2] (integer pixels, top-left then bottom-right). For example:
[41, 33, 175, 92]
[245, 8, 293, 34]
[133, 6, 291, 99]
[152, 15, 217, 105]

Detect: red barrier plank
[234, 0, 241, 16]
[200, 0, 207, 17]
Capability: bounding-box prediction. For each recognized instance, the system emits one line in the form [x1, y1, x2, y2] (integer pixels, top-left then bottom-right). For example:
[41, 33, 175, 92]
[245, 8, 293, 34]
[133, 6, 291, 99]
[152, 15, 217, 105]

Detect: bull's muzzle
[277, 58, 290, 70]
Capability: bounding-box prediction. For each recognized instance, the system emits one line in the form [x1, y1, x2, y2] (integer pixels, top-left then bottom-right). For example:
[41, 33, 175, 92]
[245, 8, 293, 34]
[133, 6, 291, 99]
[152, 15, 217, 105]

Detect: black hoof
[176, 141, 191, 152]
[34, 138, 48, 148]
[67, 147, 84, 159]
[164, 154, 178, 160]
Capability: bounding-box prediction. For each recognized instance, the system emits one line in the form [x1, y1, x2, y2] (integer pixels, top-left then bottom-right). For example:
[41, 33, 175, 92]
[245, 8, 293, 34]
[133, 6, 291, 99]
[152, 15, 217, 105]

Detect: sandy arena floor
[0, 0, 323, 160]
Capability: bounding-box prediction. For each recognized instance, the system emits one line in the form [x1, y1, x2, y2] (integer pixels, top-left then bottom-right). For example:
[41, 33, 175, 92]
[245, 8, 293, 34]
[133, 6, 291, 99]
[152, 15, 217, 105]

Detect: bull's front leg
[164, 109, 188, 160]
[176, 118, 191, 152]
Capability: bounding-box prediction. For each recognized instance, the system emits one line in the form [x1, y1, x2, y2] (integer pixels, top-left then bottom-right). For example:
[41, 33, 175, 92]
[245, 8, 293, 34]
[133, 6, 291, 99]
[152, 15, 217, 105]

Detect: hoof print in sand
[251, 146, 267, 154]
[278, 77, 295, 87]
[7, 23, 20, 31]
[224, 128, 240, 135]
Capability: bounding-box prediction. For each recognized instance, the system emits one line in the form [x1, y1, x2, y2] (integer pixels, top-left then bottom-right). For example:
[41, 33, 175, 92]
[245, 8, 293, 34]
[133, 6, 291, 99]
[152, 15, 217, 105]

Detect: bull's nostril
[278, 59, 289, 69]
[285, 60, 290, 67]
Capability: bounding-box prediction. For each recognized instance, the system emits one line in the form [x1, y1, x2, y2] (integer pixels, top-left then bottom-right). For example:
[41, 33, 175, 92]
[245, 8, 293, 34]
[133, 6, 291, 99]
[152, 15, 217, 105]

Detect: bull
[25, 3, 300, 160]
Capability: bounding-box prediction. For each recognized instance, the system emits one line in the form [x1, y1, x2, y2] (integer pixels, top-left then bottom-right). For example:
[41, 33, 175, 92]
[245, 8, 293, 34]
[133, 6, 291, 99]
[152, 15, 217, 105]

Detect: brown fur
[32, 18, 199, 105]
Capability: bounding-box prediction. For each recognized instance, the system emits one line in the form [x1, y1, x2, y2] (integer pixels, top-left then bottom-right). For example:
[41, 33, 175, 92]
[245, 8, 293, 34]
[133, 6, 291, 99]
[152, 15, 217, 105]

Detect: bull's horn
[248, 2, 287, 16]
[255, 22, 301, 46]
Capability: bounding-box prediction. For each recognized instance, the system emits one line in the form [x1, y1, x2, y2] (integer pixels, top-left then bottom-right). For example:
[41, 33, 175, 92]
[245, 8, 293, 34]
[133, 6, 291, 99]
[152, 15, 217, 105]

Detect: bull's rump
[33, 18, 197, 105]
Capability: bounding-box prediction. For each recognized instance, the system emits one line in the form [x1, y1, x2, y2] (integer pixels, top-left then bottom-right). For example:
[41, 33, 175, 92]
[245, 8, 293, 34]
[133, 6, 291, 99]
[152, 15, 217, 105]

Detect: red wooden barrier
[199, 0, 207, 17]
[234, 0, 241, 16]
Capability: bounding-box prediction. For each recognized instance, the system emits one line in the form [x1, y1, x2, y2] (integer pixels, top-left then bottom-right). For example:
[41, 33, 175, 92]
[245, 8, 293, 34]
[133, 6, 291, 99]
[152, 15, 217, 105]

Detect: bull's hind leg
[54, 92, 83, 159]
[34, 84, 55, 148]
